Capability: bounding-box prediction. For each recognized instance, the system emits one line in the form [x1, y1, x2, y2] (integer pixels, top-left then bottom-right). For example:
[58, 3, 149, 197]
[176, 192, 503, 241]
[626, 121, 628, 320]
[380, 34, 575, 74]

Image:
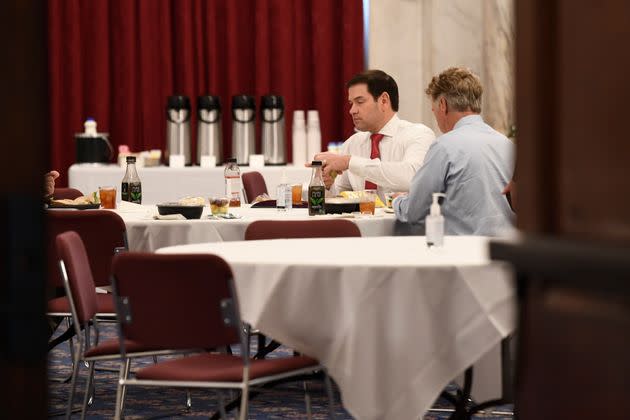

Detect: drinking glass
[209, 196, 230, 215]
[291, 184, 303, 205]
[359, 190, 377, 215]
[99, 186, 117, 209]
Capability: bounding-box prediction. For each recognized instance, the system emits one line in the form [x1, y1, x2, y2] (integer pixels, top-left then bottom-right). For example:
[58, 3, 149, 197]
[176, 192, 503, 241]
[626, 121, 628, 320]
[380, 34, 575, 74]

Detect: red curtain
[48, 0, 364, 186]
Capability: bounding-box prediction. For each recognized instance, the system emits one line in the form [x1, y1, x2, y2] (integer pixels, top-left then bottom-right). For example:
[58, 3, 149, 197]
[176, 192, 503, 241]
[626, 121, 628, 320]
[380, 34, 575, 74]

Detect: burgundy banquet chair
[55, 231, 177, 419]
[47, 210, 128, 351]
[244, 219, 361, 240]
[241, 171, 268, 203]
[111, 252, 336, 419]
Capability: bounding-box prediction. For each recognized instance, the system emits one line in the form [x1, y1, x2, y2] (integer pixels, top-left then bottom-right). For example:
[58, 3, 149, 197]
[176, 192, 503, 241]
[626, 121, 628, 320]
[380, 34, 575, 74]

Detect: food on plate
[176, 196, 205, 206]
[51, 194, 99, 206]
[340, 190, 385, 207]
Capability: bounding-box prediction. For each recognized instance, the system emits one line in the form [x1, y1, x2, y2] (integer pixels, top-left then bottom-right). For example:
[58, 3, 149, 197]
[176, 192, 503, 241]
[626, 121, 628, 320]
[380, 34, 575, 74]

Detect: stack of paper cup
[292, 110, 307, 166]
[306, 110, 321, 162]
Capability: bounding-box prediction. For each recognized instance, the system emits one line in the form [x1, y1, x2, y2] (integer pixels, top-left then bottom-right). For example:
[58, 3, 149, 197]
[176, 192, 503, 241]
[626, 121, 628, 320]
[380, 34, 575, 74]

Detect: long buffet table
[157, 236, 516, 420]
[69, 163, 313, 205]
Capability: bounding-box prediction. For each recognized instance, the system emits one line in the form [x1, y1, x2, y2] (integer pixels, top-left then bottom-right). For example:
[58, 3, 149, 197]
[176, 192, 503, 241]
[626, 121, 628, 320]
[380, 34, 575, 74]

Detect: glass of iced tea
[209, 196, 230, 215]
[99, 186, 117, 209]
[291, 184, 303, 205]
[359, 189, 377, 215]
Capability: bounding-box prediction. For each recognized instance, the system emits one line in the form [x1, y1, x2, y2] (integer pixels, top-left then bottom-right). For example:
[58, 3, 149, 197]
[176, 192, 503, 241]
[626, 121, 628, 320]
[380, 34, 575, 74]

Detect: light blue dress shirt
[394, 114, 515, 236]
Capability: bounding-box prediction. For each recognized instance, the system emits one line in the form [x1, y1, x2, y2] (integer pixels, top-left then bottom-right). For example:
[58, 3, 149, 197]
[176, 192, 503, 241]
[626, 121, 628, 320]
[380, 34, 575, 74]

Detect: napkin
[154, 214, 186, 220]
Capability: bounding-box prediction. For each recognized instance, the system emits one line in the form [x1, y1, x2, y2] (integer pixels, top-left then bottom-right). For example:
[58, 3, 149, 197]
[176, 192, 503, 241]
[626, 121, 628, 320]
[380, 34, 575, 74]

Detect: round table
[157, 236, 515, 420]
[115, 203, 397, 251]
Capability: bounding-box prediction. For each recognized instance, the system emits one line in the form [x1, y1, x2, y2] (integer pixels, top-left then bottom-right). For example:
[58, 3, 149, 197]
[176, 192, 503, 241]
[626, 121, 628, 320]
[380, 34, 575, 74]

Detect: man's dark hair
[346, 69, 399, 111]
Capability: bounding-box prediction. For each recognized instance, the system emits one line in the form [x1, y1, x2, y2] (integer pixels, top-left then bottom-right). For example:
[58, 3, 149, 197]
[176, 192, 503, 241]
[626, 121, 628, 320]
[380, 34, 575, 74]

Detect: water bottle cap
[261, 95, 284, 109]
[225, 157, 237, 163]
[198, 95, 221, 111]
[311, 160, 322, 166]
[231, 95, 256, 110]
[126, 156, 136, 163]
[166, 95, 191, 110]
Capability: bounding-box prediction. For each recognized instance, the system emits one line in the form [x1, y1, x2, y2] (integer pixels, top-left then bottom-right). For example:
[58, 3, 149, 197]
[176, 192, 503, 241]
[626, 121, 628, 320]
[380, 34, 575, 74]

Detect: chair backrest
[56, 231, 98, 324]
[53, 187, 84, 200]
[242, 171, 268, 203]
[112, 253, 240, 351]
[47, 210, 127, 288]
[244, 219, 362, 240]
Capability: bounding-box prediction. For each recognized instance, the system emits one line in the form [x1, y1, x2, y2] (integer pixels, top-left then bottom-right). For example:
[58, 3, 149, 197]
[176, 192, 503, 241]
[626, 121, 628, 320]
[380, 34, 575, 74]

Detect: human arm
[44, 170, 60, 198]
[348, 125, 435, 191]
[394, 142, 448, 224]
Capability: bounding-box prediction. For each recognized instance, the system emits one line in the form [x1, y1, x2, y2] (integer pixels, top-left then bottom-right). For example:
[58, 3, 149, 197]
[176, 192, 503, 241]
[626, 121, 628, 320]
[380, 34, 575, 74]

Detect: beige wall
[368, 0, 515, 135]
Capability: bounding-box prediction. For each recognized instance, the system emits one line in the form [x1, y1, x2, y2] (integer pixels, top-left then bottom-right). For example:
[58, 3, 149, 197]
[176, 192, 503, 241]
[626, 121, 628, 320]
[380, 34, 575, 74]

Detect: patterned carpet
[48, 323, 513, 419]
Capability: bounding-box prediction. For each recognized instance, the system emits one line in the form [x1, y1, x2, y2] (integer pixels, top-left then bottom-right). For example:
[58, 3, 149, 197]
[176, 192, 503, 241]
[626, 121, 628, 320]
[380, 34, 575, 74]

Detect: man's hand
[313, 152, 351, 177]
[502, 179, 517, 212]
[44, 170, 60, 197]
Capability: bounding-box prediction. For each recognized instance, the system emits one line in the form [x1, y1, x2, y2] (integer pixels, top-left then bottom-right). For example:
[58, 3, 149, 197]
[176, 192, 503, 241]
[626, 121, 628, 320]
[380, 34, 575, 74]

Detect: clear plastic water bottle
[121, 156, 141, 204]
[276, 170, 292, 211]
[224, 157, 241, 207]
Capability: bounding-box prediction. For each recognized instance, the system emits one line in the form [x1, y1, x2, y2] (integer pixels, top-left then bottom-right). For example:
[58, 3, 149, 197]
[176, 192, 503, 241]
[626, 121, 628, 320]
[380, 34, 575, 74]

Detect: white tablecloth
[116, 203, 397, 251]
[157, 236, 515, 420]
[69, 163, 312, 204]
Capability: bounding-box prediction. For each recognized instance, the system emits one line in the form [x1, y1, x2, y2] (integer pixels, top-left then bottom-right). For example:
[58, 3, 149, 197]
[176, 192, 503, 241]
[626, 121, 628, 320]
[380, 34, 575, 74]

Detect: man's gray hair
[425, 67, 483, 113]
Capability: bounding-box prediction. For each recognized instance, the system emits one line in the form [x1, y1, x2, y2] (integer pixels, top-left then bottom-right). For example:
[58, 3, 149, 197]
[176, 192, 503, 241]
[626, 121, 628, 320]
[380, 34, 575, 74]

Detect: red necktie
[365, 133, 384, 190]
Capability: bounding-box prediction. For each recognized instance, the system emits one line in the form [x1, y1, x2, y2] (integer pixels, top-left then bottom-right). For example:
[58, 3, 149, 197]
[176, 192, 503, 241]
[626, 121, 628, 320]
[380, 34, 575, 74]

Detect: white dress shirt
[331, 114, 435, 195]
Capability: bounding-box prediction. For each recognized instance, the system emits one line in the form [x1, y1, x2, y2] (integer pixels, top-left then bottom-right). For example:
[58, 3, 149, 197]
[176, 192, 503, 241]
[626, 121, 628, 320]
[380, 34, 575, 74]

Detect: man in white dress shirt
[314, 70, 435, 195]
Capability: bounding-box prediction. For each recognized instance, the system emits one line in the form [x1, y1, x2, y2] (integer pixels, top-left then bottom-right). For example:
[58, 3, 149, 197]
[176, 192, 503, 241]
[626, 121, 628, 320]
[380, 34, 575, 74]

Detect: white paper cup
[200, 155, 217, 168]
[249, 154, 265, 168]
[169, 154, 185, 168]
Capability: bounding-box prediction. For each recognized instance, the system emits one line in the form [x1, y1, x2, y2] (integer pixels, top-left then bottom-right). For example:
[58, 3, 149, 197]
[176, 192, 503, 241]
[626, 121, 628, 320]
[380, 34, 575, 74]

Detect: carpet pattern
[47, 323, 513, 419]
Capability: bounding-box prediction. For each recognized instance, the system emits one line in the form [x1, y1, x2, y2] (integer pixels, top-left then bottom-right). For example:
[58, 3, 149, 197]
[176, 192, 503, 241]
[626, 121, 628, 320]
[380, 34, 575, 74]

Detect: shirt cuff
[348, 156, 375, 177]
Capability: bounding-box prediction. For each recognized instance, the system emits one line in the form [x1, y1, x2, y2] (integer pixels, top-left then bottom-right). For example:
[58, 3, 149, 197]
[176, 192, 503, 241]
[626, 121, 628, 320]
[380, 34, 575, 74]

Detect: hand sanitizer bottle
[426, 193, 446, 247]
[276, 169, 292, 211]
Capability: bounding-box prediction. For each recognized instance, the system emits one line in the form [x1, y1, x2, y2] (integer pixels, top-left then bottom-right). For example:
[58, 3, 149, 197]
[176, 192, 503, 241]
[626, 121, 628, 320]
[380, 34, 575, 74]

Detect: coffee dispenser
[165, 95, 191, 165]
[197, 95, 222, 166]
[261, 95, 286, 165]
[231, 95, 256, 165]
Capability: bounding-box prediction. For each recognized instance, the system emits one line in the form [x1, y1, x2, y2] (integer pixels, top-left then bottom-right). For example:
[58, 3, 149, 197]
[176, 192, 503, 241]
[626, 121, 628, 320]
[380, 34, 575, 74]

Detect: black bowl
[324, 198, 360, 214]
[156, 203, 204, 219]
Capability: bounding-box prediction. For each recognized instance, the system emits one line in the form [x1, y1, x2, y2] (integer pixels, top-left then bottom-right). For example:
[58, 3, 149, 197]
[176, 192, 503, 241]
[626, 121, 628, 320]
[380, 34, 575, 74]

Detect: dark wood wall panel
[517, 0, 630, 240]
[556, 0, 630, 240]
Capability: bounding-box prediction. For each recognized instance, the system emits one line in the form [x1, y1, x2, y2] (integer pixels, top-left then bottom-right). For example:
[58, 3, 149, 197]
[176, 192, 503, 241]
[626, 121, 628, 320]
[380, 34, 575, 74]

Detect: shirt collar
[453, 114, 483, 130]
[375, 114, 399, 138]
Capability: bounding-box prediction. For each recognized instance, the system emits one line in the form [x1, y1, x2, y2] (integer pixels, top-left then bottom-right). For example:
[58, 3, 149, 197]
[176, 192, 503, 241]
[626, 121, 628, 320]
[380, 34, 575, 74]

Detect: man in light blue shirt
[394, 67, 515, 236]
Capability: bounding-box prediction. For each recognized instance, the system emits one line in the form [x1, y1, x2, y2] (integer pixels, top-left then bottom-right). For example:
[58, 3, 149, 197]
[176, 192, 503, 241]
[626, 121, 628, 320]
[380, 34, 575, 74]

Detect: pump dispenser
[426, 193, 446, 247]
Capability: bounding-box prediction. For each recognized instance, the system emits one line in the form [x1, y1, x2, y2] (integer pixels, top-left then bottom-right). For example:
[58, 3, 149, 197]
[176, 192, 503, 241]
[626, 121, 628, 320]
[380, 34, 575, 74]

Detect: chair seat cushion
[47, 293, 115, 315]
[135, 353, 318, 382]
[83, 338, 155, 358]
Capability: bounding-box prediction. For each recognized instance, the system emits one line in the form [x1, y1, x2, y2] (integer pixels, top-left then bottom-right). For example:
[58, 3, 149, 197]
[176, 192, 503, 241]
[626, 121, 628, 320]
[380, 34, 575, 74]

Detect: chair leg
[324, 370, 336, 420]
[186, 389, 192, 411]
[217, 391, 229, 420]
[80, 361, 96, 420]
[65, 350, 81, 419]
[238, 385, 249, 420]
[120, 358, 131, 414]
[114, 358, 130, 420]
[303, 380, 313, 420]
[66, 318, 76, 371]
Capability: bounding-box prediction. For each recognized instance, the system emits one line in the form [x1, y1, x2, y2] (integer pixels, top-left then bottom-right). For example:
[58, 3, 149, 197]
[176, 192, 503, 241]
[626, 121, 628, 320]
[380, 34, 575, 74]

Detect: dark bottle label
[121, 182, 142, 204]
[308, 185, 326, 215]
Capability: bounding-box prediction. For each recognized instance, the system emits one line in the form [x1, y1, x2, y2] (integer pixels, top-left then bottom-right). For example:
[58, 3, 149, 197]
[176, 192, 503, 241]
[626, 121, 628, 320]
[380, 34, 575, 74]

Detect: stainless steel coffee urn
[197, 95, 222, 166]
[166, 95, 191, 165]
[231, 95, 256, 165]
[261, 95, 286, 165]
